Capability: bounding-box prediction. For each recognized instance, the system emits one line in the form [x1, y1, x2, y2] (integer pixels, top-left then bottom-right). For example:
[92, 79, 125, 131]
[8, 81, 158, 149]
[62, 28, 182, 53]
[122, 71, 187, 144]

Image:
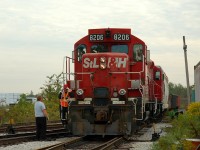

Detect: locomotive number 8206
[89, 34, 104, 41]
[113, 33, 130, 41]
[89, 33, 130, 41]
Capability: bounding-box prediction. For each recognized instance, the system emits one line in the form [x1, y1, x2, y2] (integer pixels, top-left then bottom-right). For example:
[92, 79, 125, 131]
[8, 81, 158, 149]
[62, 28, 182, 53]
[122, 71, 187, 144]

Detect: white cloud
[0, 0, 200, 93]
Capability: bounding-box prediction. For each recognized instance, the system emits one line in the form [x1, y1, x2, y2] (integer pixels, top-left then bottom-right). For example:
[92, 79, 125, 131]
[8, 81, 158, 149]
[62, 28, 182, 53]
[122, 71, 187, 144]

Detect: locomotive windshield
[91, 44, 128, 54]
[91, 44, 108, 53]
[111, 45, 128, 53]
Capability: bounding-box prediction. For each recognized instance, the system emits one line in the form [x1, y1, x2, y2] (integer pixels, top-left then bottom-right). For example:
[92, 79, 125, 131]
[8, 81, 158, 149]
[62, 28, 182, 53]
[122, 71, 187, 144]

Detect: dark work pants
[35, 117, 47, 140]
[59, 105, 68, 124]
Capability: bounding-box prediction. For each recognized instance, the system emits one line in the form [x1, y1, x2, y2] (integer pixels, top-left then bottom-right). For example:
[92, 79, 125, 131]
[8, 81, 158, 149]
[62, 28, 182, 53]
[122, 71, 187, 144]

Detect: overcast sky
[0, 0, 200, 94]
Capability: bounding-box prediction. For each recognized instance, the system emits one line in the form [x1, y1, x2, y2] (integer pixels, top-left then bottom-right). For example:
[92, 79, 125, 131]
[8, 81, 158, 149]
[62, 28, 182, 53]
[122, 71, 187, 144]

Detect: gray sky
[0, 0, 200, 94]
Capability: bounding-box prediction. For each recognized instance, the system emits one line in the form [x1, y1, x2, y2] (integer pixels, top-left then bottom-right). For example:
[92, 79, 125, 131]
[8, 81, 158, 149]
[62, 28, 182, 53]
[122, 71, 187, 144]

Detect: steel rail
[91, 137, 124, 150]
[36, 137, 84, 150]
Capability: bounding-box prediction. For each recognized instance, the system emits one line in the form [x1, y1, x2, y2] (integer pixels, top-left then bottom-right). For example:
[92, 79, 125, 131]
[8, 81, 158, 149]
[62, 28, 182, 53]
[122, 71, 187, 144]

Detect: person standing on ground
[34, 95, 49, 141]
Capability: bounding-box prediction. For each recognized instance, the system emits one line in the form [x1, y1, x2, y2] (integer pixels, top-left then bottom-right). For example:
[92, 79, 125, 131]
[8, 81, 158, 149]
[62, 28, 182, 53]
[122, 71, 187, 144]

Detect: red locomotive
[63, 28, 169, 136]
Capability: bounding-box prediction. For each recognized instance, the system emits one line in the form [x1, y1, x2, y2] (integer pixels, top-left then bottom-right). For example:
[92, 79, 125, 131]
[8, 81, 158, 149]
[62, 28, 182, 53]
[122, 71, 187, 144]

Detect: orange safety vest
[60, 92, 69, 107]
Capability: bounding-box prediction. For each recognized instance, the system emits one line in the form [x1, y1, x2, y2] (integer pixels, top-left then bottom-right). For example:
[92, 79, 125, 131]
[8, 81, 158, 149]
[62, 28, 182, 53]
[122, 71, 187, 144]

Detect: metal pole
[183, 36, 191, 105]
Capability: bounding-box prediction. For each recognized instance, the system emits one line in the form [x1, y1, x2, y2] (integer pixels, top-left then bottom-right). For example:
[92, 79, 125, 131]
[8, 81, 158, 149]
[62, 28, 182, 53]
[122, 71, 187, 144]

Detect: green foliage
[187, 102, 200, 116]
[2, 96, 60, 124]
[152, 102, 200, 150]
[186, 102, 200, 137]
[0, 106, 8, 124]
[152, 133, 179, 150]
[39, 73, 62, 120]
[1, 73, 63, 124]
[4, 94, 35, 123]
[45, 99, 60, 121]
[40, 73, 63, 101]
[169, 82, 187, 98]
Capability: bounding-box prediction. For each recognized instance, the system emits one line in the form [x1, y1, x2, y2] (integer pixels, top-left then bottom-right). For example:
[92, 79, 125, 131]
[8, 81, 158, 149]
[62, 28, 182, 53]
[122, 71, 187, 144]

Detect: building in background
[26, 96, 37, 103]
[0, 93, 37, 105]
[0, 93, 21, 105]
[194, 61, 200, 102]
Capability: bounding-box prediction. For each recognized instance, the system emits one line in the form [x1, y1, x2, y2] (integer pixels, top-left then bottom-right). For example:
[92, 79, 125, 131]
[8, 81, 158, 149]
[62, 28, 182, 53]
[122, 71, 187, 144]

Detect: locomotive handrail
[62, 72, 75, 75]
[62, 72, 92, 75]
[74, 72, 93, 74]
[154, 97, 158, 114]
[63, 56, 75, 84]
[109, 71, 141, 74]
[138, 83, 145, 121]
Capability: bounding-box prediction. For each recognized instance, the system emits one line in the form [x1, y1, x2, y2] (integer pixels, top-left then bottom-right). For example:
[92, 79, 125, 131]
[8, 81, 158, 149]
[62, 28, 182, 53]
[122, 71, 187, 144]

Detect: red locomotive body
[64, 28, 169, 136]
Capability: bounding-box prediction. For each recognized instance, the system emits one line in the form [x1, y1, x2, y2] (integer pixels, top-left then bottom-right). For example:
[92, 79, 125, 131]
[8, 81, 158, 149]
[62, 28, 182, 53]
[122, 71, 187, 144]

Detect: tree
[40, 73, 63, 101]
[28, 90, 34, 97]
[39, 73, 63, 121]
[169, 82, 187, 98]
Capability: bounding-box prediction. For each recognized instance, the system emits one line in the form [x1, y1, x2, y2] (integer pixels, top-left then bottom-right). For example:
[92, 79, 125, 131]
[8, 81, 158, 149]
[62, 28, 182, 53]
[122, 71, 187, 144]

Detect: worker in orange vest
[58, 84, 70, 126]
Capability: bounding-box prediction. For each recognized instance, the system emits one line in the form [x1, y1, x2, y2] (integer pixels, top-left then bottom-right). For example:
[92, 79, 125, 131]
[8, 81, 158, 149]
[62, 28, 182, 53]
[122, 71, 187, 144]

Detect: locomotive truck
[63, 28, 169, 136]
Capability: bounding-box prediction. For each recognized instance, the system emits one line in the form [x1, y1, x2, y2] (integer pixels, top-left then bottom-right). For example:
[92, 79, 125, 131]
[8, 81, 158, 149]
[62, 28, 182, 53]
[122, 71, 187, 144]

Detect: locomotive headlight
[100, 57, 106, 63]
[76, 89, 84, 95]
[118, 89, 126, 95]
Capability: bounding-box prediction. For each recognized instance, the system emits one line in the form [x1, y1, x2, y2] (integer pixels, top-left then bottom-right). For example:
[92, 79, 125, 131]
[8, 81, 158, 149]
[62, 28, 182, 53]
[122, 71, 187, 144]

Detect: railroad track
[1, 121, 167, 149]
[0, 128, 70, 146]
[36, 122, 157, 150]
[0, 121, 63, 134]
[91, 137, 124, 150]
[37, 136, 124, 150]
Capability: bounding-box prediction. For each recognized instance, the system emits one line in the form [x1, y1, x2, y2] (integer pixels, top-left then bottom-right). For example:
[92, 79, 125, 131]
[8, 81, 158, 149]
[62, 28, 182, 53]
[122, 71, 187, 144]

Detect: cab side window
[133, 44, 143, 61]
[77, 44, 86, 62]
[155, 71, 160, 80]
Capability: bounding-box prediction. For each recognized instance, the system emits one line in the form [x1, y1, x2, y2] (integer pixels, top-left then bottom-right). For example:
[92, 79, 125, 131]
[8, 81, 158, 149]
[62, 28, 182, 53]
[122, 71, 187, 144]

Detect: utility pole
[183, 36, 191, 106]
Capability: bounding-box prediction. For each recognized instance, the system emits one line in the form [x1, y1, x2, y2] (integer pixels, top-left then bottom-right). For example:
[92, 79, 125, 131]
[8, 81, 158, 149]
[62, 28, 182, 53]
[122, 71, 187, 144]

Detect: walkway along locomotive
[63, 28, 169, 136]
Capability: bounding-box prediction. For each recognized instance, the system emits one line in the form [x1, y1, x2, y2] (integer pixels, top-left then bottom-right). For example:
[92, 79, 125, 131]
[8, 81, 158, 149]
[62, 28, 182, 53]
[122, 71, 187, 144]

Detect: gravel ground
[0, 141, 61, 150]
[0, 137, 79, 150]
[0, 123, 171, 150]
[121, 122, 172, 150]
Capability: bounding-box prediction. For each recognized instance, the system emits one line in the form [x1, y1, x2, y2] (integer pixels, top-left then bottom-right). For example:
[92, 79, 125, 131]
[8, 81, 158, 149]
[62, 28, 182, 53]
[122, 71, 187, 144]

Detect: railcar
[63, 28, 169, 136]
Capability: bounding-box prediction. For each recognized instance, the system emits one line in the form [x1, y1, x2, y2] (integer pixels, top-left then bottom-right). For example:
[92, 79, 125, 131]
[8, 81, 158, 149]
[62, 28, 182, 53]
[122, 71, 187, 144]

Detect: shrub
[152, 102, 200, 150]
[2, 95, 60, 124]
[187, 102, 200, 116]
